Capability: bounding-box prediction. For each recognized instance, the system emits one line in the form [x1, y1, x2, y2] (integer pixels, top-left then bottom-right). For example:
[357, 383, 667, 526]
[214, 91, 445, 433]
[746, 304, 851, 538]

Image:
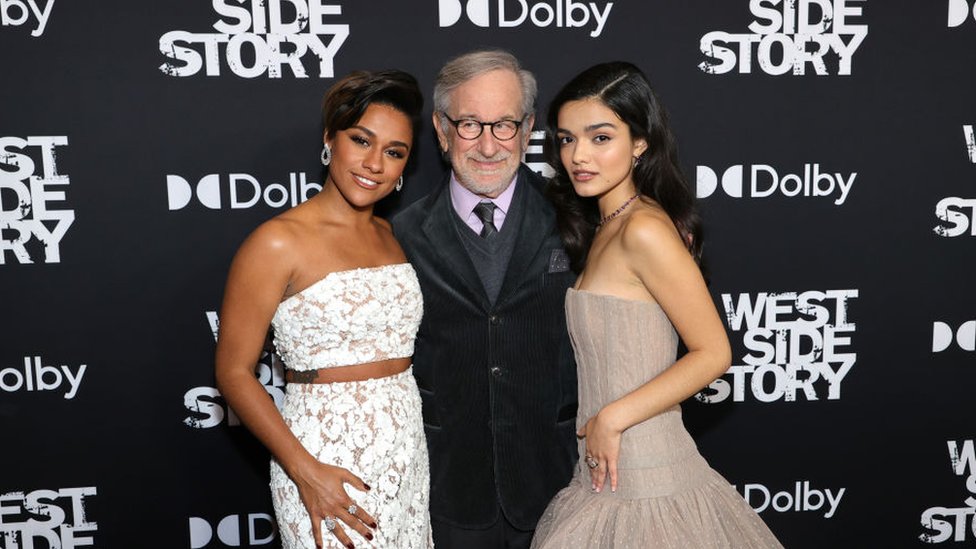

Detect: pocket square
[548, 249, 570, 273]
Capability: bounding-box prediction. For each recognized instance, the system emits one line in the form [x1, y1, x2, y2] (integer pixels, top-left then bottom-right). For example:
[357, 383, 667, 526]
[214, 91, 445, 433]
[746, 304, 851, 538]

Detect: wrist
[281, 449, 318, 481]
[598, 402, 629, 433]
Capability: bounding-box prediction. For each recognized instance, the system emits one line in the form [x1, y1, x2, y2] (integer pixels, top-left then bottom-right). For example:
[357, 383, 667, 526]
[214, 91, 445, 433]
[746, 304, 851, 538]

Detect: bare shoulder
[618, 204, 686, 261]
[235, 215, 304, 266]
[373, 216, 410, 261]
[617, 203, 703, 300]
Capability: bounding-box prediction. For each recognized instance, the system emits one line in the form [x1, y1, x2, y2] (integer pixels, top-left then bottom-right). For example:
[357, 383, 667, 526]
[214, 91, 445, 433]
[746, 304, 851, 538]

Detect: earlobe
[321, 129, 334, 167]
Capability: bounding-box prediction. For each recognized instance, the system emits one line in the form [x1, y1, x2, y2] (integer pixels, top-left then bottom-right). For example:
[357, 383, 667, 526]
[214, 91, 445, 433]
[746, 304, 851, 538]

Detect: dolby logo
[189, 514, 276, 548]
[932, 320, 975, 352]
[949, 0, 976, 27]
[437, 0, 613, 38]
[696, 163, 856, 205]
[166, 172, 320, 211]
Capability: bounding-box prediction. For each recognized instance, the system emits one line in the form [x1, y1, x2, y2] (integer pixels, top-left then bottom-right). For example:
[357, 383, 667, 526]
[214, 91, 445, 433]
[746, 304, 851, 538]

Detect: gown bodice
[566, 288, 703, 494]
[567, 288, 679, 419]
[271, 263, 423, 371]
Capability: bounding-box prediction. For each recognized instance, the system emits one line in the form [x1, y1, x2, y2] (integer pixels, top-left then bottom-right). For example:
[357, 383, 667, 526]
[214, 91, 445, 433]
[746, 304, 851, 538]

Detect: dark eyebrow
[584, 122, 617, 132]
[350, 124, 375, 137]
[349, 125, 410, 150]
[555, 122, 617, 135]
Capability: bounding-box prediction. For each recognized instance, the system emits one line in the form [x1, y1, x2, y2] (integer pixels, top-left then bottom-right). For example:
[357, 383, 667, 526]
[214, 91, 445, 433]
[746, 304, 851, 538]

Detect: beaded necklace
[597, 194, 640, 227]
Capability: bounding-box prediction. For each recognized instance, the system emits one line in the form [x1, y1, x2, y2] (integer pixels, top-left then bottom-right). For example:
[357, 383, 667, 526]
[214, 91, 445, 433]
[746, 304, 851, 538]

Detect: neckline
[280, 263, 412, 306]
[568, 287, 662, 309]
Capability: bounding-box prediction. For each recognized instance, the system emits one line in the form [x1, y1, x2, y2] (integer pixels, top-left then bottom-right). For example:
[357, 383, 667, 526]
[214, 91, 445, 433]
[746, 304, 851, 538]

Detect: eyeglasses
[441, 114, 525, 141]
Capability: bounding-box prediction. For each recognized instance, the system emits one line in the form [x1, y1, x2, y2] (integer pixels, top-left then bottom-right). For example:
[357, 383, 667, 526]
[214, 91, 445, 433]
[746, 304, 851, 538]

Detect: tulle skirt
[532, 452, 783, 549]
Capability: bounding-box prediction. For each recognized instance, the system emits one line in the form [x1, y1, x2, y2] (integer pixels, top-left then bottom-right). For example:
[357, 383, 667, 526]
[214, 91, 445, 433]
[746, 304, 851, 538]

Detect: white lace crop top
[270, 263, 423, 371]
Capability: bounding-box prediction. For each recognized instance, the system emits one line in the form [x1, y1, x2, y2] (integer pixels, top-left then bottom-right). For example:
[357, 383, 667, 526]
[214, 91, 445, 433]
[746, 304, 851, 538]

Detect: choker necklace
[598, 194, 640, 227]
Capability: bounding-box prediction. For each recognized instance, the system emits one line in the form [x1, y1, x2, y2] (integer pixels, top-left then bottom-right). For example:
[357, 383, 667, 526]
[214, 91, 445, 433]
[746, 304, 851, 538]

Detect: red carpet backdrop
[1, 1, 974, 547]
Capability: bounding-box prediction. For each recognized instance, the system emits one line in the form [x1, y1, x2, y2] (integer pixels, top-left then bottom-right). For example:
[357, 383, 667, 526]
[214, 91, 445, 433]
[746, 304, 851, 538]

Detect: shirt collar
[448, 171, 519, 218]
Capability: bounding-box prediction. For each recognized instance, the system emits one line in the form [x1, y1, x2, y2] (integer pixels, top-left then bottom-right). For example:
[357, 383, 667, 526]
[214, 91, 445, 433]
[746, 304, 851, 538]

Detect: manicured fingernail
[366, 533, 373, 540]
[370, 521, 377, 528]
[363, 483, 371, 491]
[346, 543, 354, 549]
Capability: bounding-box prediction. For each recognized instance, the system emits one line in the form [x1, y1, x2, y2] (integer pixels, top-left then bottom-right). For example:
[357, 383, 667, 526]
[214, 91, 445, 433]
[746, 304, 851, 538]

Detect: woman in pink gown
[532, 62, 783, 549]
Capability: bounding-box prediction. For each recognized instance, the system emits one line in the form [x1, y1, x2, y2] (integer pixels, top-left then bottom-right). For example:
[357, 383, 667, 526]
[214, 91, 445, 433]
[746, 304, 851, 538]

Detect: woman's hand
[293, 460, 376, 549]
[577, 406, 624, 493]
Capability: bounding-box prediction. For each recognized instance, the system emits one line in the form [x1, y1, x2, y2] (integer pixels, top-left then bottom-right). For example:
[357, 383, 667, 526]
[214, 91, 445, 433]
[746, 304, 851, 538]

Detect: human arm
[214, 222, 375, 547]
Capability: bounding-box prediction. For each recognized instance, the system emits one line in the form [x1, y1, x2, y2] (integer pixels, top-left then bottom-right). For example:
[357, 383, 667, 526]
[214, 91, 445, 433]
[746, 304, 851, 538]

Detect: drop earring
[321, 143, 332, 166]
[396, 176, 403, 192]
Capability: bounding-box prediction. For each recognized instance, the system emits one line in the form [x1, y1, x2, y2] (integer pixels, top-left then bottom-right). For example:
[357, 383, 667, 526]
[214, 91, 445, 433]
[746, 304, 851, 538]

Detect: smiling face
[325, 103, 413, 208]
[434, 69, 533, 198]
[556, 98, 647, 202]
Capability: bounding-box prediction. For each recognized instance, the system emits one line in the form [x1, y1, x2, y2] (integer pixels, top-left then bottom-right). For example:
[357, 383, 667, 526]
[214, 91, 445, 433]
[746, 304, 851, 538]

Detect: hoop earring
[321, 143, 332, 167]
[395, 176, 403, 192]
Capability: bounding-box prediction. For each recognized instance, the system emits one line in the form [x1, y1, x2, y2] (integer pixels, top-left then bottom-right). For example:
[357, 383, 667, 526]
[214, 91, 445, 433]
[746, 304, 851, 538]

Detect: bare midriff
[284, 356, 412, 384]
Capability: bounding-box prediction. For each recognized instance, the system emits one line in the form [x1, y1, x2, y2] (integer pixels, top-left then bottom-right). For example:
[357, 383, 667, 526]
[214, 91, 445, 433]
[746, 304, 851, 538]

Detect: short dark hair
[322, 70, 423, 137]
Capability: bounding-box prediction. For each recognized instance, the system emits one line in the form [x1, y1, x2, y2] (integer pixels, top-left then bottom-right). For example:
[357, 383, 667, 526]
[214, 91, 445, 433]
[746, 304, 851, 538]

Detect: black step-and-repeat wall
[2, 1, 974, 547]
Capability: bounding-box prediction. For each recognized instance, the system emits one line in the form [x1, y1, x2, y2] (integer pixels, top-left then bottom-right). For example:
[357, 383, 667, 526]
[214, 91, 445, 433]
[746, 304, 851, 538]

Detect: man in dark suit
[392, 50, 578, 548]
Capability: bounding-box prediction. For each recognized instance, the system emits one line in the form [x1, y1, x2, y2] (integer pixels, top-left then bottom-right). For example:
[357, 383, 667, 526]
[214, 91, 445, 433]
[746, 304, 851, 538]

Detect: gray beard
[457, 179, 513, 198]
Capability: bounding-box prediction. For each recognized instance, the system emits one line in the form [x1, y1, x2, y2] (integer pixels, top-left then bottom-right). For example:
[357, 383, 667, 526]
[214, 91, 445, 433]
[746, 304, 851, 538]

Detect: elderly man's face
[434, 69, 534, 198]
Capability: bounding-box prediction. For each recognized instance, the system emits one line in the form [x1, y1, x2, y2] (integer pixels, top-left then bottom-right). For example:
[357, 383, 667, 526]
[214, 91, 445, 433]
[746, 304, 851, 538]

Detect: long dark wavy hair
[545, 62, 702, 272]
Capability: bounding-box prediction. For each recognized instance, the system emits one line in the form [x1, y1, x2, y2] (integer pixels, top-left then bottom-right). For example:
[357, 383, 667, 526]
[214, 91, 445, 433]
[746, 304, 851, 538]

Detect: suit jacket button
[489, 315, 500, 326]
[490, 366, 503, 377]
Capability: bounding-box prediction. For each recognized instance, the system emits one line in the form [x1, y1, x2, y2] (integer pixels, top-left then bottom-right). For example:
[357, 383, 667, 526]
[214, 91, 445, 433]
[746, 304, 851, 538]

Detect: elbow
[213, 346, 235, 395]
[685, 342, 733, 384]
[716, 340, 732, 372]
[706, 341, 733, 381]
[214, 361, 230, 396]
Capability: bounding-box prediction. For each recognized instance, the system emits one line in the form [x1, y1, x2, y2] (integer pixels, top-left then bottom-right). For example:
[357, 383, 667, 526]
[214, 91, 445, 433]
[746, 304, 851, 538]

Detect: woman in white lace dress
[215, 70, 432, 549]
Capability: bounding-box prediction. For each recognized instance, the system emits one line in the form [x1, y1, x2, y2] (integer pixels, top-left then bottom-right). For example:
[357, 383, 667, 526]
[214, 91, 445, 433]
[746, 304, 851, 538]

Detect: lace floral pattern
[271, 264, 423, 371]
[268, 264, 431, 548]
[271, 370, 432, 548]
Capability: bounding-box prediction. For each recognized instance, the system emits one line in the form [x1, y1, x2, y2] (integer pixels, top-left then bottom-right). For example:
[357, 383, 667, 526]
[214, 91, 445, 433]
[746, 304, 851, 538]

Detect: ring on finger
[347, 504, 358, 515]
[323, 516, 336, 532]
[585, 456, 599, 469]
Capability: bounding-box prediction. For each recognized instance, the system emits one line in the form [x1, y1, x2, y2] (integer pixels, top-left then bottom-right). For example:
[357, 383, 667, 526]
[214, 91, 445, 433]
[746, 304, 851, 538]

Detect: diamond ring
[347, 504, 358, 515]
[323, 516, 336, 532]
[585, 456, 599, 469]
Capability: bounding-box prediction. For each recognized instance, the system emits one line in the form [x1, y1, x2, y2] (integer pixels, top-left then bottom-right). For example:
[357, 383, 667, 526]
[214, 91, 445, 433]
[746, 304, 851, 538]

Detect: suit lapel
[421, 182, 492, 310]
[496, 167, 555, 307]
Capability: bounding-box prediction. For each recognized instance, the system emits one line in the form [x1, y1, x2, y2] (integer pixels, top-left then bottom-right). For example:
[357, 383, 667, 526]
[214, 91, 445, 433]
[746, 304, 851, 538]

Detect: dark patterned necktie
[473, 201, 498, 238]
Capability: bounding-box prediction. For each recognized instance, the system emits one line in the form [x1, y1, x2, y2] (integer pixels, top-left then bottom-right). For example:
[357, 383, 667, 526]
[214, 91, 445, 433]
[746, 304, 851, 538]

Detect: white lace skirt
[270, 368, 432, 549]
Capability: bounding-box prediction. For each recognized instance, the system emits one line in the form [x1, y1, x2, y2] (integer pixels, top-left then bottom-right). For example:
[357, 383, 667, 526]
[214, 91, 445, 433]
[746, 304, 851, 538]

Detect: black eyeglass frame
[440, 113, 527, 141]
